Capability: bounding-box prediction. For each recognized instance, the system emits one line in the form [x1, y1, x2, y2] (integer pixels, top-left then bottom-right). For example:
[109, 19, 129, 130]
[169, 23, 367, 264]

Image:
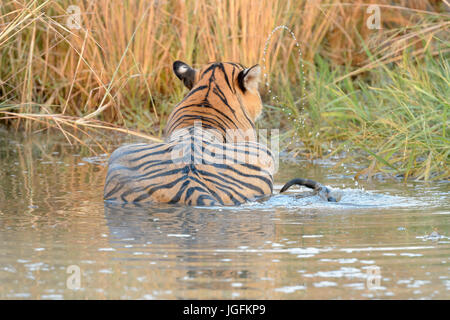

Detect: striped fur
[104, 61, 274, 205]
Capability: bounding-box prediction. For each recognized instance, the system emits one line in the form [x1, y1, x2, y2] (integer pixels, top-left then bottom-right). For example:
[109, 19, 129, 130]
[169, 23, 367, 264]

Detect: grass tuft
[0, 0, 448, 180]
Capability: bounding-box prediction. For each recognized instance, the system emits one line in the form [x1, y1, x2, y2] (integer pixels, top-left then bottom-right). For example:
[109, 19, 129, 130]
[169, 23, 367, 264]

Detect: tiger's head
[173, 61, 263, 122]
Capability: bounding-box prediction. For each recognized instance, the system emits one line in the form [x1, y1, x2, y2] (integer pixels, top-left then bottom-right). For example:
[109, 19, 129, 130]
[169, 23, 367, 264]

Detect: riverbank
[0, 1, 448, 180]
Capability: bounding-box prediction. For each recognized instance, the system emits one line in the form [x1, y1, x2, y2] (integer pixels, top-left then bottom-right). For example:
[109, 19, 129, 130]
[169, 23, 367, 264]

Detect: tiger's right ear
[173, 61, 197, 90]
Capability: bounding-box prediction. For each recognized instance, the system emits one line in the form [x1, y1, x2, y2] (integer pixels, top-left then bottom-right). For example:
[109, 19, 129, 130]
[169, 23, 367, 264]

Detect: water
[0, 129, 449, 299]
[262, 25, 307, 146]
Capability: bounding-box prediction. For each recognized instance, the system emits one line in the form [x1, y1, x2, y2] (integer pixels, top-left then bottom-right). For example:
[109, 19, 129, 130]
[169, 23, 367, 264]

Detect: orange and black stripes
[165, 62, 256, 140]
[104, 61, 273, 205]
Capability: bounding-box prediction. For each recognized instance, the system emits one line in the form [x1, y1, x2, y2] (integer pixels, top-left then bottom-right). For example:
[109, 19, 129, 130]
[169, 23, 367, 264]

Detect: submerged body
[104, 61, 274, 205]
[104, 128, 273, 205]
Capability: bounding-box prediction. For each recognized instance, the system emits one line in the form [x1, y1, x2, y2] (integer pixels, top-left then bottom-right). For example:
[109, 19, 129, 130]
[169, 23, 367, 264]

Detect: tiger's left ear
[173, 60, 197, 90]
[238, 64, 261, 93]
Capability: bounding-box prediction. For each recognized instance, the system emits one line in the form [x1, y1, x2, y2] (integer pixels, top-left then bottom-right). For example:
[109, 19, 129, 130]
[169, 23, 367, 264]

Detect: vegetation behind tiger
[0, 0, 448, 180]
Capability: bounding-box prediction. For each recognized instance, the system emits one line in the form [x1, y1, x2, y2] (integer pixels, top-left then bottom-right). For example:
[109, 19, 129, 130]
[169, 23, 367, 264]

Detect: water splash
[206, 184, 427, 211]
[262, 25, 307, 147]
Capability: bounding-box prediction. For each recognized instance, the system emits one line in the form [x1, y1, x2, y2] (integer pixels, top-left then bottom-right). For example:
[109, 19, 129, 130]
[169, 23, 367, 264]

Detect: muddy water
[0, 129, 448, 299]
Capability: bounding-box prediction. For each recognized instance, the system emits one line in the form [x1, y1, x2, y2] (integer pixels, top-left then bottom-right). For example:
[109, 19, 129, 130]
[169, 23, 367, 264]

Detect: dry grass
[1, 0, 446, 122]
[0, 0, 448, 179]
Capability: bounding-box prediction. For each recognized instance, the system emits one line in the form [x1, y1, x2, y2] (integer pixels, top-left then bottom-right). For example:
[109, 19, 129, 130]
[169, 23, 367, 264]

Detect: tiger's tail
[280, 178, 337, 202]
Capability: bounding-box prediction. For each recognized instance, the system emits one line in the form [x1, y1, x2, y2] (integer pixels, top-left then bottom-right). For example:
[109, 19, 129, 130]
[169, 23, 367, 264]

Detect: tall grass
[0, 0, 449, 180]
[269, 51, 449, 180]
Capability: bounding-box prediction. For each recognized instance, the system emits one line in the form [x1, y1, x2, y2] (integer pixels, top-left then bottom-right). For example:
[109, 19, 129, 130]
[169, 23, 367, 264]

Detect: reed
[269, 51, 449, 181]
[0, 0, 448, 180]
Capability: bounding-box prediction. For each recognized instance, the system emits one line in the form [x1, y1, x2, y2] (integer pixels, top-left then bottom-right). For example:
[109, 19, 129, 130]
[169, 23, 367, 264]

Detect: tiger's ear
[237, 64, 261, 93]
[173, 61, 197, 90]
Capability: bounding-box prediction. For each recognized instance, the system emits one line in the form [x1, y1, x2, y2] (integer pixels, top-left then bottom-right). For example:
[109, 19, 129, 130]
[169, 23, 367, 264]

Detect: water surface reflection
[0, 130, 448, 299]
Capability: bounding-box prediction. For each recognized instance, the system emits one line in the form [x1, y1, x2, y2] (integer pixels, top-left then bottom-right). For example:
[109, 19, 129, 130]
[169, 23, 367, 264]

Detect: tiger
[103, 60, 336, 205]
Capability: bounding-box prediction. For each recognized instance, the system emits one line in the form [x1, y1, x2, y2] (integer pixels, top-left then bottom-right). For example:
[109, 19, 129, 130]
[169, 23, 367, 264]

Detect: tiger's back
[104, 61, 274, 205]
